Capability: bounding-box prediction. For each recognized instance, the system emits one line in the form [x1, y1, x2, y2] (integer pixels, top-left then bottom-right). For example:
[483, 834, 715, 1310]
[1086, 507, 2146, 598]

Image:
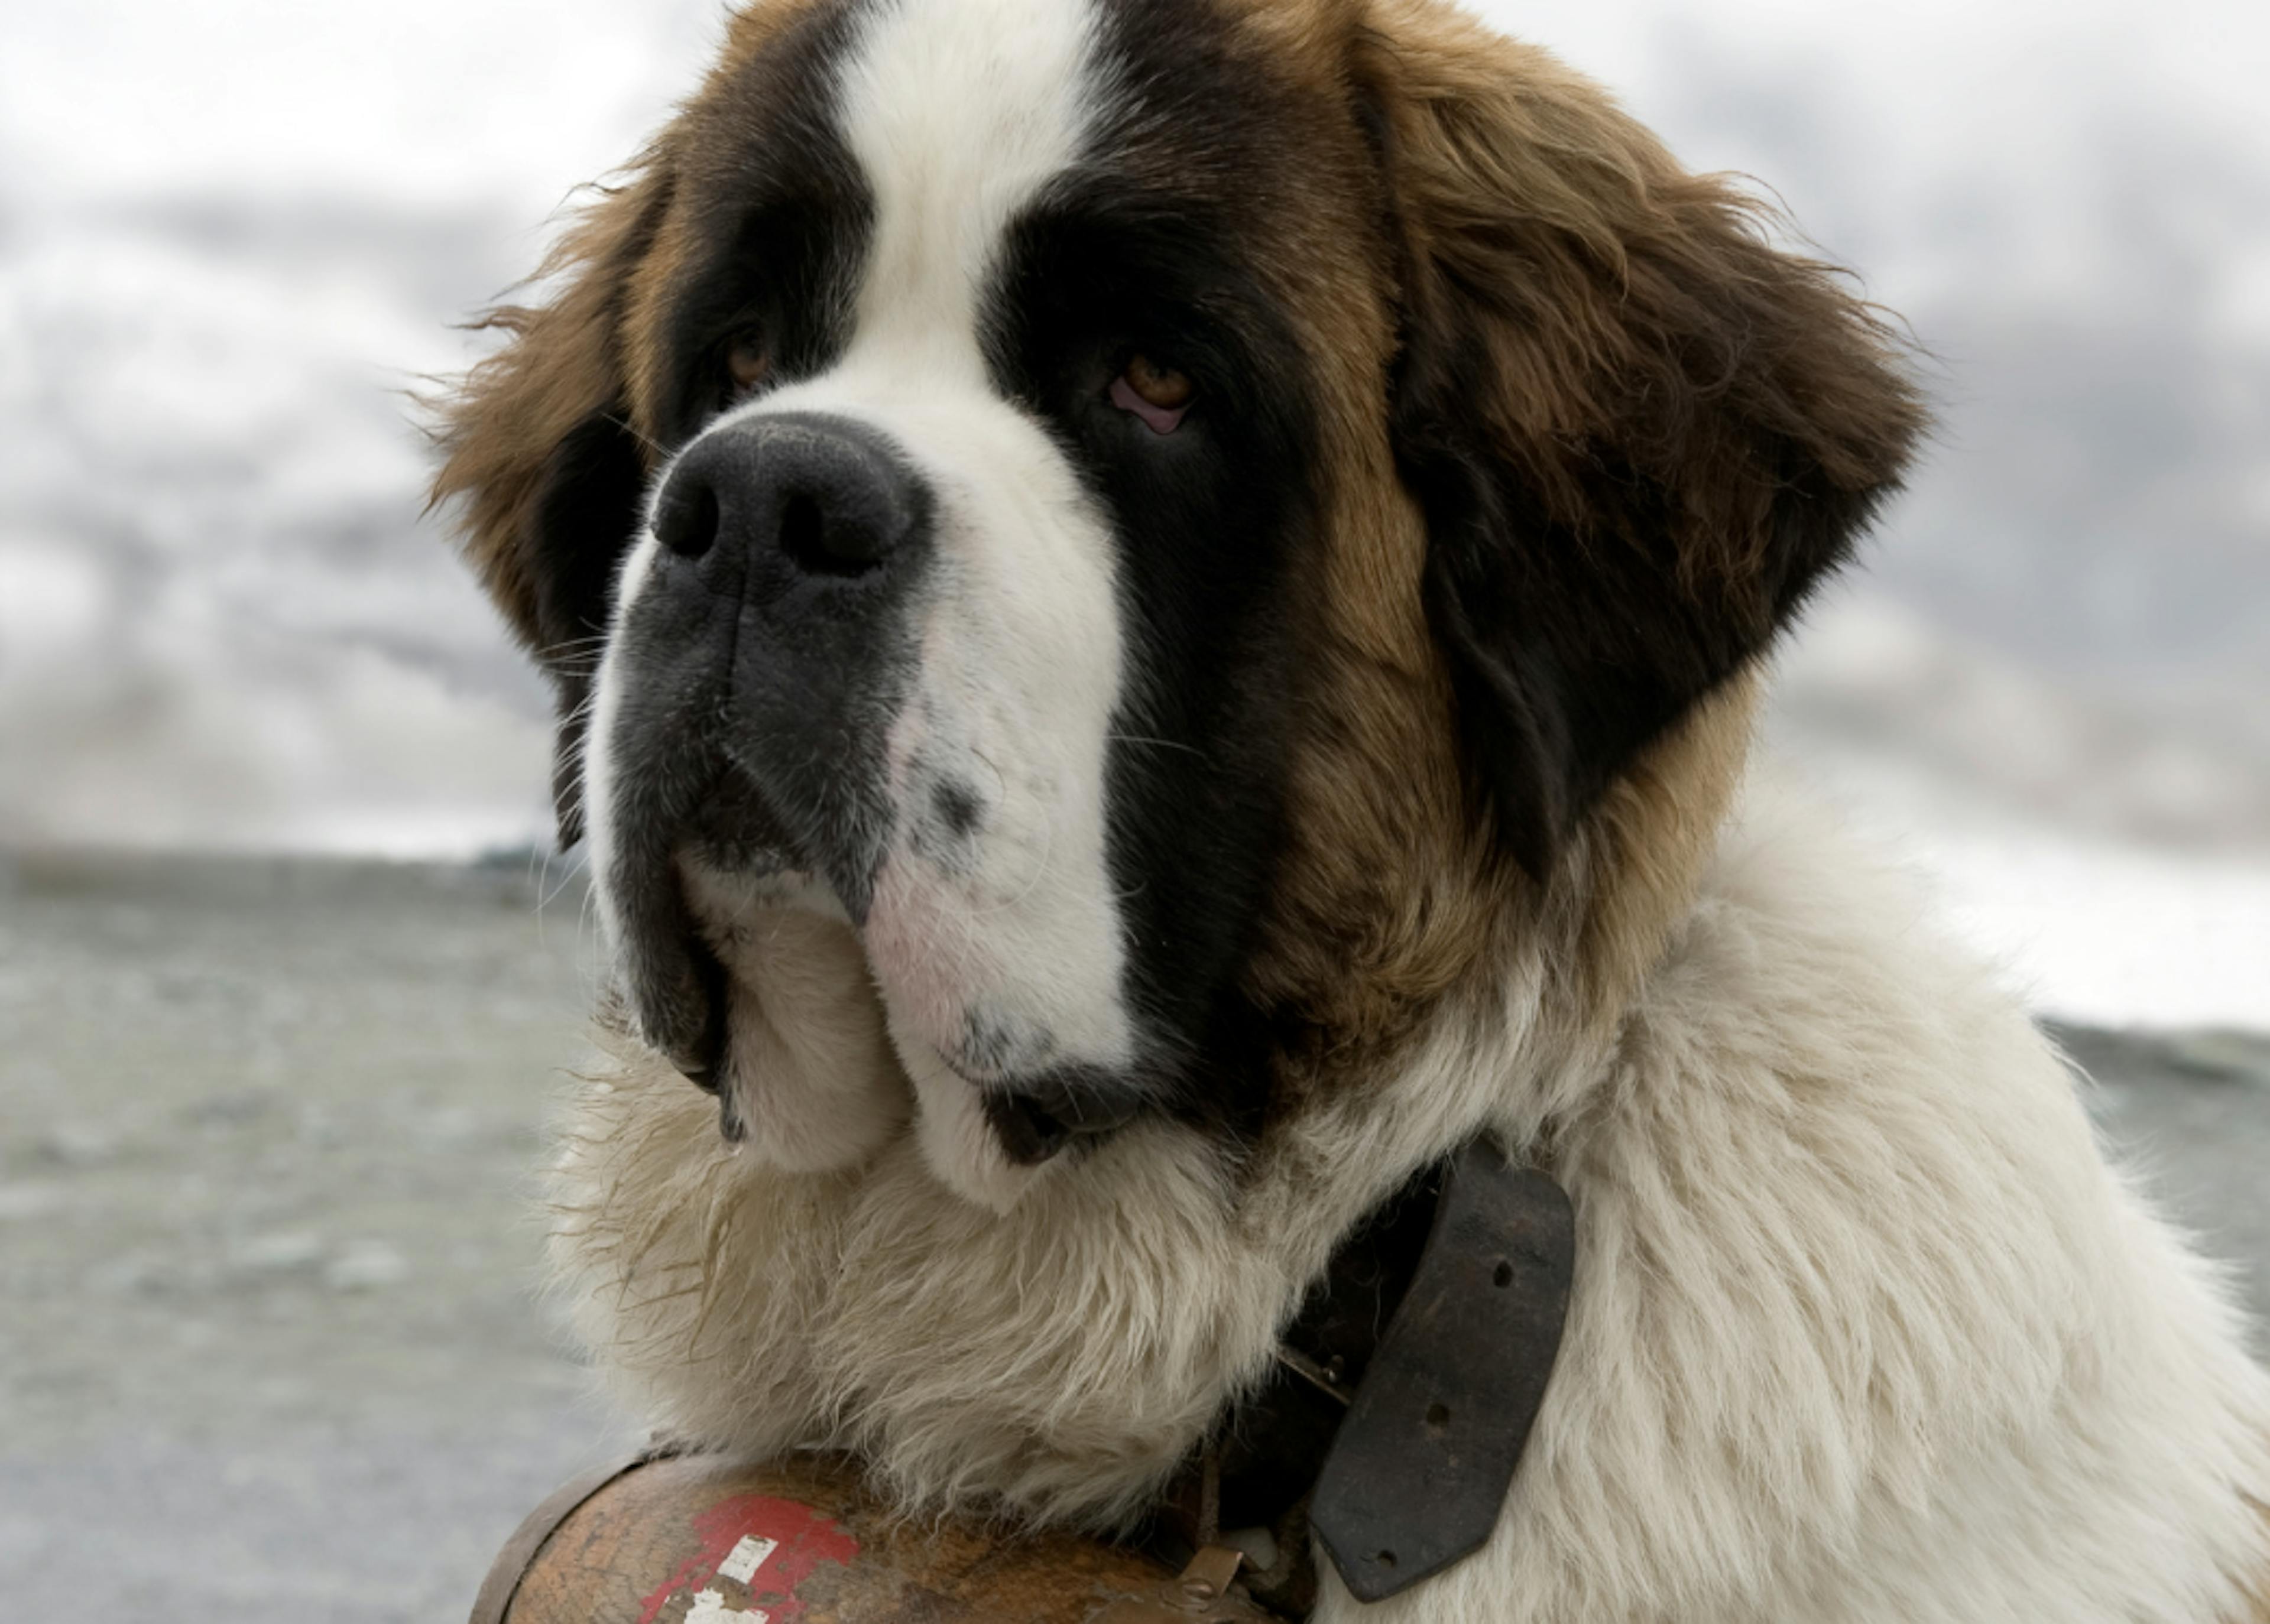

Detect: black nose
[653, 411, 922, 578]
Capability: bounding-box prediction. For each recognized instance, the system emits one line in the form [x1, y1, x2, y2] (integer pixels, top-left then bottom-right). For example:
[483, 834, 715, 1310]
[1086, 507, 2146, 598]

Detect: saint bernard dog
[433, 0, 2270, 1615]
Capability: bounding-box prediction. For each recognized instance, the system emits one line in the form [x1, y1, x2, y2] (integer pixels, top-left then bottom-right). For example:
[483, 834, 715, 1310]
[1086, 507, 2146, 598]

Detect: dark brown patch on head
[1080, 0, 1499, 1088]
[1358, 0, 1925, 879]
[430, 0, 857, 845]
[429, 163, 677, 846]
[1205, 0, 1924, 1097]
[429, 162, 674, 658]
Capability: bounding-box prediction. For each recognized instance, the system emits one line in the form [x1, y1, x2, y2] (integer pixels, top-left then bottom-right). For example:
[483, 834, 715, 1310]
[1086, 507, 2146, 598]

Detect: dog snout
[614, 410, 931, 917]
[654, 410, 926, 587]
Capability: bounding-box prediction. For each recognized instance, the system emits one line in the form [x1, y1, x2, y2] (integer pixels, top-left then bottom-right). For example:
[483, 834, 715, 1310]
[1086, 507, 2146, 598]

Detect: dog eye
[727, 334, 771, 397]
[1109, 353, 1194, 434]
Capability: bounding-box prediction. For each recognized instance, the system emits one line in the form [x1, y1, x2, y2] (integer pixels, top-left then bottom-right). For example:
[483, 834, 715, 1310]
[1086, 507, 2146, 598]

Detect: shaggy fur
[433, 0, 2270, 1615]
[552, 781, 2270, 1622]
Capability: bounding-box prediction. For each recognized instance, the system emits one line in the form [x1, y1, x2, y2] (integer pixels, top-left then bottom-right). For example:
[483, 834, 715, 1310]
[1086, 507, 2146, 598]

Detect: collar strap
[1158, 1138, 1575, 1613]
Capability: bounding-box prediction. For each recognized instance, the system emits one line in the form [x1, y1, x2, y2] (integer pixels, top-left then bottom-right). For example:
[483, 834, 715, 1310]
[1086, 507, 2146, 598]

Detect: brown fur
[1361, 0, 1922, 882]
[1194, 0, 1917, 1122]
[430, 165, 670, 652]
[1205, 0, 1515, 1090]
[1359, 0, 1923, 556]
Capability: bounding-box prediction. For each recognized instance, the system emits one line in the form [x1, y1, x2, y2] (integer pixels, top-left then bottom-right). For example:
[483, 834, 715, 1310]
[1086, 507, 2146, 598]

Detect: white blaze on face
[595, 0, 1138, 1207]
[820, 0, 1134, 1205]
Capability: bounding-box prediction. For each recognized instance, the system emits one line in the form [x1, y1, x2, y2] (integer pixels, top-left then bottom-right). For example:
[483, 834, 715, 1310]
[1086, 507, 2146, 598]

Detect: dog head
[435, 0, 1921, 1208]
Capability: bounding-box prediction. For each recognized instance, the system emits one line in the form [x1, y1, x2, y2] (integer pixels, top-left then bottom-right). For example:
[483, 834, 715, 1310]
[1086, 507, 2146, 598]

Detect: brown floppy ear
[1359, 2, 1926, 878]
[429, 159, 674, 849]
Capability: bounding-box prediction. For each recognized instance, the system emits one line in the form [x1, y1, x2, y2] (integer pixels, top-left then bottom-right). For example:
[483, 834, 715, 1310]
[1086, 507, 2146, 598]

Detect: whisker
[539, 843, 592, 918]
[1108, 732, 1207, 761]
[604, 411, 672, 462]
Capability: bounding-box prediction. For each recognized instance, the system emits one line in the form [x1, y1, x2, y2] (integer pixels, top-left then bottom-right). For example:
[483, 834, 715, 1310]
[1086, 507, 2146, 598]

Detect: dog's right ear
[430, 159, 675, 849]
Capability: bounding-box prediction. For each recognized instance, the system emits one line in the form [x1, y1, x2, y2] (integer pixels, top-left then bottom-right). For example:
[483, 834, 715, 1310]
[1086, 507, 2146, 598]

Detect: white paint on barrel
[685, 1590, 769, 1624]
[717, 1535, 779, 1584]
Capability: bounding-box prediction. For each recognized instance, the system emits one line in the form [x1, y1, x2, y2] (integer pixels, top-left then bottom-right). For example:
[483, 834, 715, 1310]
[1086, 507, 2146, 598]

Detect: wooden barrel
[469, 1452, 1276, 1624]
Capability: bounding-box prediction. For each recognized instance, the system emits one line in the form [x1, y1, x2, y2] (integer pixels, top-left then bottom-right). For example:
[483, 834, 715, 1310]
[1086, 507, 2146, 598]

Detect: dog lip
[967, 1062, 1144, 1166]
[605, 827, 734, 1095]
[982, 1090, 1072, 1165]
[603, 751, 805, 1100]
[643, 921, 731, 1093]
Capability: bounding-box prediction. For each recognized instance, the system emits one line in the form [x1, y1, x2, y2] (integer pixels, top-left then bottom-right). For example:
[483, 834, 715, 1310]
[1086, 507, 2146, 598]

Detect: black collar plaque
[1179, 1139, 1576, 1611]
[1306, 1139, 1574, 1601]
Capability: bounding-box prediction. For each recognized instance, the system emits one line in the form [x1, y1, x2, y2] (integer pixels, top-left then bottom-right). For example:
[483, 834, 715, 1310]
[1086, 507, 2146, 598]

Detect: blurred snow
[1767, 590, 2270, 1026]
[1770, 598, 2270, 1027]
[1918, 833, 2270, 1029]
[0, 0, 2263, 1022]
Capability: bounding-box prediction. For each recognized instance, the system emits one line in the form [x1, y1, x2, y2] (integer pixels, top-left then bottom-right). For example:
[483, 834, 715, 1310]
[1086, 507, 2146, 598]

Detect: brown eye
[727, 335, 770, 395]
[1110, 352, 1195, 434]
[1121, 353, 1192, 411]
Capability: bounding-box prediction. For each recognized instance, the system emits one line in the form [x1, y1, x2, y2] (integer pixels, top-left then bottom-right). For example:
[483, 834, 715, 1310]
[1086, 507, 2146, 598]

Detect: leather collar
[1149, 1138, 1575, 1615]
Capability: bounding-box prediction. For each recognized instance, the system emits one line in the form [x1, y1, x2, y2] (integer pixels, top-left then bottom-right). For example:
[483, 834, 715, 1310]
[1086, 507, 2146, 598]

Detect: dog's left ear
[1358, 1, 1927, 878]
[429, 160, 674, 849]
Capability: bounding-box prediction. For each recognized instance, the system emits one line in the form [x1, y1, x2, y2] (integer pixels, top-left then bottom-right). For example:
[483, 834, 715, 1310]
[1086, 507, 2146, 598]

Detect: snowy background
[2, 0, 2266, 1028]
